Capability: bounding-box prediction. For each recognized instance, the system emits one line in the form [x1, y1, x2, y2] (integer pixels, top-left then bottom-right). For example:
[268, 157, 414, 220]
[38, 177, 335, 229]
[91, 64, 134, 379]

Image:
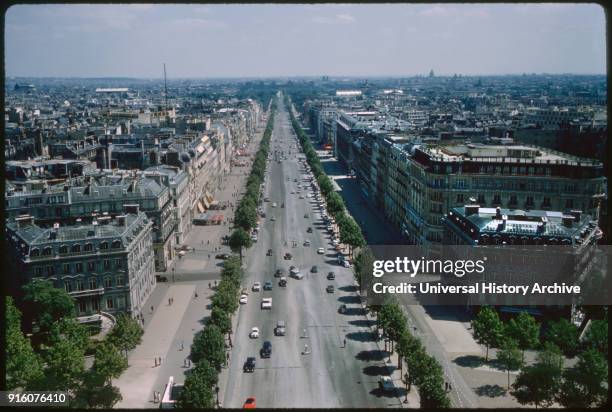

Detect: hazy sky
[5, 3, 606, 78]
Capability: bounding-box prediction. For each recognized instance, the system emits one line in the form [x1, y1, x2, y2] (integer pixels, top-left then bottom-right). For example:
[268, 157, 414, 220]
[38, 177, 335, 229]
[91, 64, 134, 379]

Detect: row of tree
[179, 102, 278, 408]
[472, 306, 608, 408]
[284, 94, 366, 259]
[7, 280, 144, 408]
[375, 300, 451, 408]
[229, 102, 277, 262]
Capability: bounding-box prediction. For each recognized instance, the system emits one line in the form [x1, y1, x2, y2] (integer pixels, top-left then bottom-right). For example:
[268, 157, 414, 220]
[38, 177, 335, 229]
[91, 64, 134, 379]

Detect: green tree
[418, 371, 451, 409]
[22, 279, 76, 336]
[471, 306, 504, 361]
[505, 312, 540, 362]
[73, 371, 123, 409]
[6, 297, 44, 390]
[212, 283, 239, 314]
[353, 247, 375, 288]
[582, 319, 608, 358]
[511, 363, 562, 408]
[229, 228, 253, 263]
[317, 175, 334, 197]
[191, 325, 226, 371]
[92, 342, 128, 384]
[234, 203, 257, 232]
[537, 342, 564, 371]
[178, 360, 218, 408]
[106, 313, 144, 359]
[41, 338, 85, 392]
[544, 318, 579, 357]
[338, 215, 365, 257]
[326, 192, 345, 218]
[497, 339, 523, 390]
[47, 318, 90, 356]
[209, 306, 232, 335]
[558, 349, 608, 408]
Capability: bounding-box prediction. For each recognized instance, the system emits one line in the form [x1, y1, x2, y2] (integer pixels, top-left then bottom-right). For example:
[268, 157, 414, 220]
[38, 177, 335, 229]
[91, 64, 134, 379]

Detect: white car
[239, 294, 248, 304]
[317, 247, 325, 254]
[343, 260, 351, 268]
[271, 202, 277, 207]
[299, 195, 304, 199]
[252, 282, 261, 292]
[249, 327, 260, 338]
[261, 298, 272, 309]
[332, 239, 339, 246]
[271, 216, 276, 221]
[379, 376, 394, 392]
[304, 239, 311, 246]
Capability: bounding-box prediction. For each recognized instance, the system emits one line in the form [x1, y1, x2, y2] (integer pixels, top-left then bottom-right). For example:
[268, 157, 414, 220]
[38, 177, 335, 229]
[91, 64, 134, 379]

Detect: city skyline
[5, 3, 607, 78]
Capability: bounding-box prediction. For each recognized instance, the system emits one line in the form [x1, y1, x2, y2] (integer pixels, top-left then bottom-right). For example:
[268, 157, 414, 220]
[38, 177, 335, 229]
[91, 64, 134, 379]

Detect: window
[78, 301, 87, 313]
[456, 194, 464, 204]
[526, 196, 534, 207]
[89, 278, 97, 290]
[92, 299, 99, 311]
[509, 195, 517, 206]
[112, 240, 122, 249]
[59, 245, 69, 254]
[117, 296, 125, 308]
[84, 243, 93, 252]
[63, 263, 70, 274]
[100, 242, 108, 250]
[77, 279, 84, 291]
[35, 267, 43, 276]
[43, 247, 52, 256]
[71, 244, 81, 253]
[477, 194, 485, 204]
[106, 298, 114, 309]
[116, 259, 123, 268]
[493, 194, 501, 205]
[542, 197, 551, 207]
[116, 276, 124, 286]
[104, 277, 112, 288]
[65, 281, 73, 293]
[76, 263, 83, 272]
[104, 260, 110, 269]
[87, 261, 95, 271]
[30, 249, 40, 257]
[565, 199, 574, 209]
[46, 266, 55, 276]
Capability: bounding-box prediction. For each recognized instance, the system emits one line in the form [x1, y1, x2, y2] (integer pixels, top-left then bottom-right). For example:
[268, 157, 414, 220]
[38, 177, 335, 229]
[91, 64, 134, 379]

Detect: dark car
[155, 275, 168, 282]
[274, 268, 285, 278]
[215, 253, 230, 260]
[326, 285, 335, 293]
[266, 249, 273, 256]
[260, 341, 272, 358]
[284, 253, 292, 260]
[264, 281, 273, 291]
[306, 227, 313, 233]
[338, 304, 347, 314]
[311, 265, 318, 273]
[243, 357, 256, 372]
[327, 272, 335, 280]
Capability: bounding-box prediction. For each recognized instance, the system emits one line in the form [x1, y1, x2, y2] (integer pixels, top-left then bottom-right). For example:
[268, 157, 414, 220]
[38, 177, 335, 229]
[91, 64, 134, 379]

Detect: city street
[221, 99, 408, 408]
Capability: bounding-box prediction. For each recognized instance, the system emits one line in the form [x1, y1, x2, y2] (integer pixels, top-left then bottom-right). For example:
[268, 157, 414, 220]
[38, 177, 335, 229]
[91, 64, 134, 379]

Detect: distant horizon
[5, 4, 605, 78]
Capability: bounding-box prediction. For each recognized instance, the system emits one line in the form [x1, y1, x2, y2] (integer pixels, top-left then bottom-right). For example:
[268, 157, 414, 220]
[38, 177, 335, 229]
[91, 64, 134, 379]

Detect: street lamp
[215, 386, 220, 407]
[404, 372, 409, 403]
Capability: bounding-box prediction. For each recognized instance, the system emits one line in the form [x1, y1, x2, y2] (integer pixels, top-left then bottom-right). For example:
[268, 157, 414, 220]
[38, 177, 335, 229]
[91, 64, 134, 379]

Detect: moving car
[274, 320, 286, 336]
[240, 294, 248, 304]
[266, 249, 273, 256]
[271, 202, 277, 207]
[261, 298, 272, 309]
[303, 239, 311, 246]
[249, 327, 260, 338]
[264, 280, 273, 291]
[252, 282, 261, 292]
[378, 376, 394, 392]
[290, 270, 304, 280]
[155, 275, 168, 282]
[311, 265, 318, 273]
[326, 285, 335, 293]
[243, 357, 256, 373]
[243, 397, 256, 409]
[284, 252, 292, 260]
[327, 272, 335, 280]
[274, 268, 285, 278]
[306, 227, 313, 233]
[270, 216, 276, 221]
[279, 277, 287, 287]
[260, 341, 272, 358]
[304, 213, 309, 218]
[317, 247, 325, 254]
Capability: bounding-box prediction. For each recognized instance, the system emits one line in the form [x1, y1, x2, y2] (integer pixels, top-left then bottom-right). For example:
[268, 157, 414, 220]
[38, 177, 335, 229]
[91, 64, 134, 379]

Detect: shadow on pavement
[356, 349, 387, 362]
[338, 285, 358, 292]
[346, 331, 376, 343]
[348, 319, 376, 328]
[453, 355, 486, 368]
[423, 305, 473, 323]
[369, 387, 399, 398]
[343, 307, 366, 316]
[475, 384, 507, 398]
[338, 295, 361, 304]
[363, 365, 391, 376]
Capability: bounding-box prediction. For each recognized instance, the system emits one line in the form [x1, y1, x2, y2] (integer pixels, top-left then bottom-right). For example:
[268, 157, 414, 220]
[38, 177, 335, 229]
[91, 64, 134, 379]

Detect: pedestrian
[195, 292, 198, 299]
[208, 254, 211, 259]
[214, 280, 217, 287]
[168, 298, 171, 306]
[343, 338, 346, 348]
[159, 357, 162, 365]
[448, 383, 452, 391]
[181, 341, 184, 351]
[154, 357, 158, 367]
[208, 282, 211, 289]
[151, 305, 154, 313]
[445, 382, 449, 391]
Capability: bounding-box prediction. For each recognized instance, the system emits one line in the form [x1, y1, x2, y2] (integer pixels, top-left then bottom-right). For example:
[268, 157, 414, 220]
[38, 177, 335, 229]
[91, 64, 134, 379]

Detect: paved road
[221, 97, 402, 408]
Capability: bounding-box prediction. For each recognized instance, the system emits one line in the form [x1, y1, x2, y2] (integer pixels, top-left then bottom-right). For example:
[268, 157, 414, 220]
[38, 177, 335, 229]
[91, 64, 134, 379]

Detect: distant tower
[429, 69, 435, 78]
[163, 63, 169, 126]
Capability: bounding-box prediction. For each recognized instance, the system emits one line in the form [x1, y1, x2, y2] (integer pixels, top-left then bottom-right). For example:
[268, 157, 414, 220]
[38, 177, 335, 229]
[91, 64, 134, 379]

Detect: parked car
[243, 357, 256, 373]
[215, 253, 231, 260]
[326, 285, 335, 293]
[338, 304, 347, 314]
[243, 397, 256, 409]
[252, 282, 261, 292]
[327, 272, 335, 280]
[264, 280, 273, 291]
[260, 341, 272, 358]
[240, 294, 248, 304]
[306, 227, 313, 233]
[379, 376, 394, 392]
[303, 239, 311, 246]
[274, 320, 286, 336]
[317, 247, 325, 254]
[279, 277, 287, 287]
[250, 327, 260, 338]
[311, 265, 318, 273]
[155, 275, 168, 282]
